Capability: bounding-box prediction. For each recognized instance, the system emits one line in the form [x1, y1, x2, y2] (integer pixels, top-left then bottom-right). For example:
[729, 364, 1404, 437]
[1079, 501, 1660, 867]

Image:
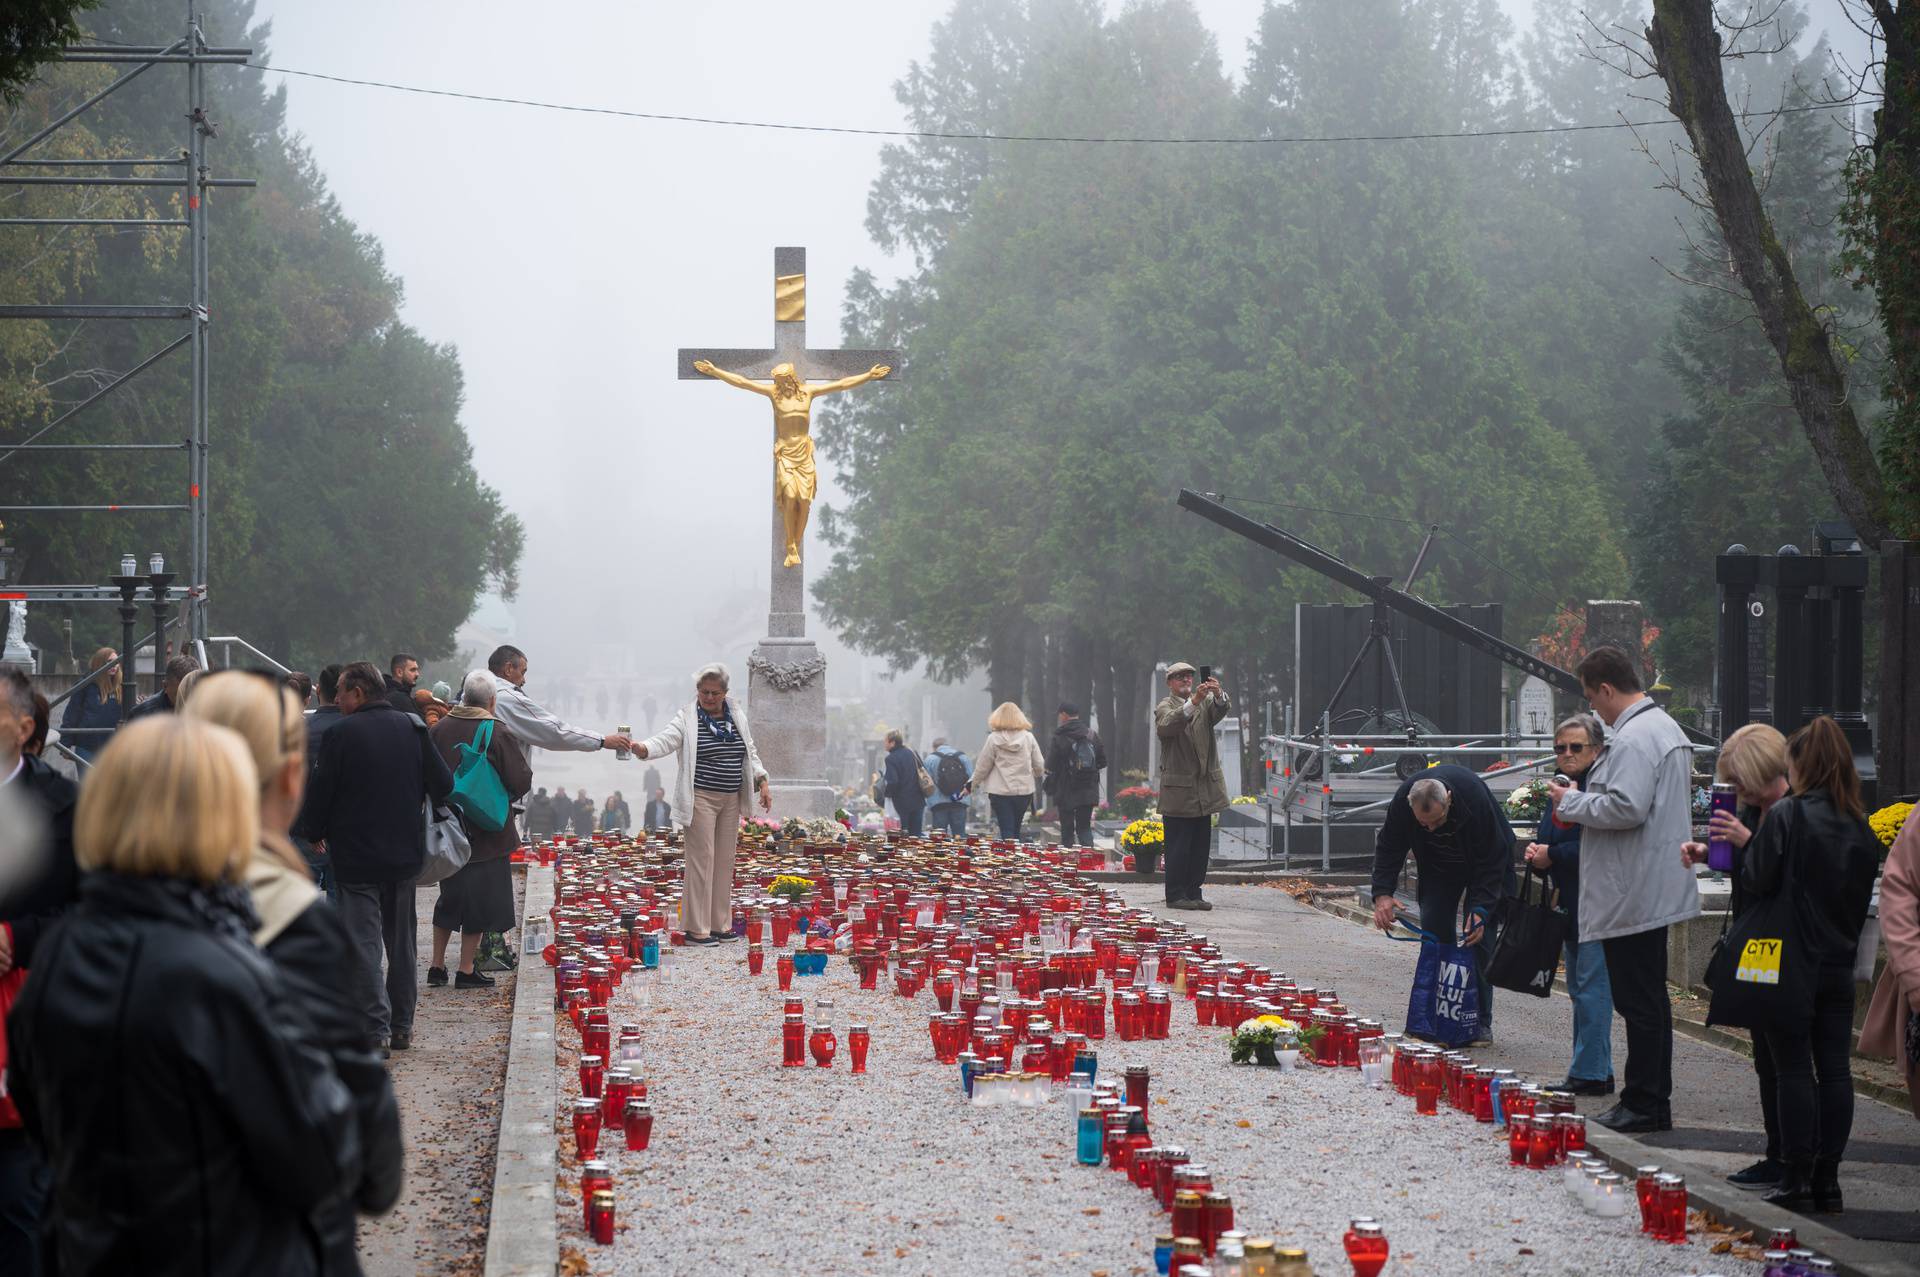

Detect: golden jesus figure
[692, 358, 891, 567]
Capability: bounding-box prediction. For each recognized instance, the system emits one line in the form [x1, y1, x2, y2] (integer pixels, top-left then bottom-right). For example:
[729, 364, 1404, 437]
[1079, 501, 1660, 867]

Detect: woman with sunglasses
[1523, 712, 1614, 1095]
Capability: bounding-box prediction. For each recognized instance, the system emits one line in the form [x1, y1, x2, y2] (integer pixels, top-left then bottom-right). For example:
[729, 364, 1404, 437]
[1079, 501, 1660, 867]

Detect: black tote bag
[1486, 868, 1570, 998]
[1706, 800, 1817, 1031]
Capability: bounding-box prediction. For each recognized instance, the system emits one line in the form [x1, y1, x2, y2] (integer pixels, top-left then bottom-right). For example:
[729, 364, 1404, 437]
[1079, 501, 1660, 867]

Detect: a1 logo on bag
[1736, 937, 1783, 986]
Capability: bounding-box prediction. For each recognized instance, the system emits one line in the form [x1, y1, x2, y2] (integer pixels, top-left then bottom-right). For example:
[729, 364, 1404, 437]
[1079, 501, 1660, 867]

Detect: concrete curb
[1080, 868, 1372, 886]
[1579, 1124, 1907, 1277]
[1312, 889, 1914, 1113]
[481, 865, 558, 1277]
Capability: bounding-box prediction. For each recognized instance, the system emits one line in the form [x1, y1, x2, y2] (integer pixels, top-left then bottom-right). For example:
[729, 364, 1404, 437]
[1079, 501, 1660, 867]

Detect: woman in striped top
[635, 664, 770, 945]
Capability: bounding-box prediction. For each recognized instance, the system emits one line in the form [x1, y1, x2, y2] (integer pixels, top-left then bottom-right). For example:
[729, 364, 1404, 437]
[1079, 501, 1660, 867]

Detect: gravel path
[357, 880, 518, 1277]
[554, 898, 1758, 1276]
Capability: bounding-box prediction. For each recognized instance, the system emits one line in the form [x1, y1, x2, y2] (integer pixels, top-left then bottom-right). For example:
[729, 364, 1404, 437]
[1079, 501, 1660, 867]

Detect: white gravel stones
[557, 948, 1752, 1276]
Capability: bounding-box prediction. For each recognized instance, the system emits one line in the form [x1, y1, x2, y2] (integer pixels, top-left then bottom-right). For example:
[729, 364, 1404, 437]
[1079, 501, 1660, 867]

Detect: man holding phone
[1154, 662, 1232, 911]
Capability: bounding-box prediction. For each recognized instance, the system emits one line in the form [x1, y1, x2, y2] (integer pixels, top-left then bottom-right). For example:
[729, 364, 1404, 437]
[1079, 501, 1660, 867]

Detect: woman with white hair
[425, 671, 533, 987]
[635, 663, 770, 946]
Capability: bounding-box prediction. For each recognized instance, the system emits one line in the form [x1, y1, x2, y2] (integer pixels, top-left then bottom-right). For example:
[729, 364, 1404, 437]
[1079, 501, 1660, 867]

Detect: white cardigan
[640, 697, 769, 826]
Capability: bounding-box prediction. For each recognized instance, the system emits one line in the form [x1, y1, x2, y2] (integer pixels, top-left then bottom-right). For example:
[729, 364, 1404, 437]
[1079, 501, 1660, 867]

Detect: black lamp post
[111, 563, 144, 725]
[146, 554, 176, 695]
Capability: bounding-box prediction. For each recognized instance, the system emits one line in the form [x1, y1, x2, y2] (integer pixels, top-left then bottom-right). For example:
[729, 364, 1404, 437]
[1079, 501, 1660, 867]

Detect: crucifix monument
[678, 247, 901, 817]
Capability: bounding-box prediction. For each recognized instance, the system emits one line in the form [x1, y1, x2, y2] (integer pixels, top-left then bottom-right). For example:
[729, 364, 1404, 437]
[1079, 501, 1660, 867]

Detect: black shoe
[454, 969, 495, 988]
[712, 930, 741, 943]
[687, 933, 720, 946]
[1594, 1102, 1670, 1134]
[1761, 1163, 1816, 1210]
[1727, 1157, 1785, 1190]
[389, 1028, 412, 1051]
[1811, 1158, 1844, 1214]
[426, 966, 448, 987]
[1187, 897, 1214, 912]
[1560, 1075, 1615, 1097]
[1165, 899, 1197, 911]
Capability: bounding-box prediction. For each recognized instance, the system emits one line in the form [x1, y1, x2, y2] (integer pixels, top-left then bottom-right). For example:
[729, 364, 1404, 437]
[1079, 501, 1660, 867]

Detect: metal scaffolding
[0, 4, 256, 646]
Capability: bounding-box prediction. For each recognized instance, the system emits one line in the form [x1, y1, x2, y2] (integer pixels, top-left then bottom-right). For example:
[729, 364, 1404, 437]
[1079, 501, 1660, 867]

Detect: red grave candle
[571, 1097, 603, 1160]
[622, 1098, 653, 1151]
[849, 1024, 870, 1074]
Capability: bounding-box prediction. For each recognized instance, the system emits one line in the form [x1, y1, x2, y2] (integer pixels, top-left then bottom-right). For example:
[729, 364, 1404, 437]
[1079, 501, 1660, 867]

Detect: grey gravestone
[1584, 599, 1645, 671]
[677, 248, 903, 818]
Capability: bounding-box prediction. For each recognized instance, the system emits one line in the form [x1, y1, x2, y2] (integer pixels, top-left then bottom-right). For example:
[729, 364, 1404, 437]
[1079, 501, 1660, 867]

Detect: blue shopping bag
[1393, 920, 1482, 1046]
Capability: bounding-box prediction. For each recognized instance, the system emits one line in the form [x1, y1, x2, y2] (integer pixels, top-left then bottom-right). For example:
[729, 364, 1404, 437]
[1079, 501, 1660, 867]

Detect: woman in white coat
[966, 701, 1046, 841]
[634, 664, 770, 945]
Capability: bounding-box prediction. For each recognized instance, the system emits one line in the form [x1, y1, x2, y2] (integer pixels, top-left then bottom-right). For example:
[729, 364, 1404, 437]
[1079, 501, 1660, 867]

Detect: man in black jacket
[0, 663, 79, 1272]
[124, 653, 198, 721]
[1045, 702, 1107, 848]
[1370, 764, 1515, 1045]
[297, 661, 453, 1051]
[383, 652, 420, 718]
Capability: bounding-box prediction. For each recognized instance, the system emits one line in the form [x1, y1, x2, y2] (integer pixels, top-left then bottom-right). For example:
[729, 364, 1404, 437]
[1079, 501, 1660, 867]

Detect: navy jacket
[882, 743, 927, 814]
[58, 684, 122, 759]
[1371, 764, 1512, 921]
[295, 701, 452, 885]
[1532, 779, 1584, 931]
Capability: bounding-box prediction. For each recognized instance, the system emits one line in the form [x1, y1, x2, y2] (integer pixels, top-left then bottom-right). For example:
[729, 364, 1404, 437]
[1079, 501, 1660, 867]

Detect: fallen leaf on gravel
[895, 1249, 909, 1259]
[1235, 1119, 1252, 1128]
[1711, 1241, 1732, 1254]
[557, 1248, 589, 1276]
[1518, 1249, 1533, 1256]
[1082, 1208, 1101, 1216]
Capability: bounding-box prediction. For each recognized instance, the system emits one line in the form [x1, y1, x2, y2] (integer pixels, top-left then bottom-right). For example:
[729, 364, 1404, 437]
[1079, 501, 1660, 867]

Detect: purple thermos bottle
[1706, 782, 1738, 872]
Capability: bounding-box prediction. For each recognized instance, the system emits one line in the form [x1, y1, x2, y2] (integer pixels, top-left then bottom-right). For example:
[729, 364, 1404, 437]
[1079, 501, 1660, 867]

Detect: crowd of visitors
[1364, 644, 1916, 1216]
[0, 638, 646, 1270]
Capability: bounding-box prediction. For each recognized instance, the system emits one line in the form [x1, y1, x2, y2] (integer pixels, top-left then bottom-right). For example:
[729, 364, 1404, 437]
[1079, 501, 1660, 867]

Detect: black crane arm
[1177, 488, 1584, 696]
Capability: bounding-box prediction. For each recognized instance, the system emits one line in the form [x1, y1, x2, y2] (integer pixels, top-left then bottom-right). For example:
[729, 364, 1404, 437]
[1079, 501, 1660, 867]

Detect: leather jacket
[1740, 788, 1881, 970]
[8, 873, 363, 1276]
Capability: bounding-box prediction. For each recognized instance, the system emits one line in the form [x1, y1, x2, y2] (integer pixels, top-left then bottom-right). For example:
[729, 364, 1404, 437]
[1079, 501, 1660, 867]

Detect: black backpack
[1069, 735, 1100, 776]
[934, 751, 970, 797]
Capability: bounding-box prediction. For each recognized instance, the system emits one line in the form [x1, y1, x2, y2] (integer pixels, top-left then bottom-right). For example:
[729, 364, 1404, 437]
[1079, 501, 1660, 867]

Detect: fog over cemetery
[3, 2, 1919, 1276]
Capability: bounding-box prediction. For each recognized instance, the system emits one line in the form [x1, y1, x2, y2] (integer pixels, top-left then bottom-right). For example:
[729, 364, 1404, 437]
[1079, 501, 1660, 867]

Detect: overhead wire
[244, 63, 1870, 146]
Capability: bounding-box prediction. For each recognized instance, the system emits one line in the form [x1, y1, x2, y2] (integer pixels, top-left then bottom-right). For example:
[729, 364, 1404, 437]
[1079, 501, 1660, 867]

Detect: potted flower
[1120, 817, 1164, 858]
[1505, 778, 1551, 825]
[1113, 785, 1160, 820]
[1228, 1015, 1304, 1068]
[768, 874, 813, 905]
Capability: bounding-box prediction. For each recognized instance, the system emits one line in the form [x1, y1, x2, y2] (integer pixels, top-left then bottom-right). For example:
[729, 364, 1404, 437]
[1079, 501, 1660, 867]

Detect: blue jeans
[897, 804, 925, 837]
[1416, 865, 1510, 1035]
[1564, 936, 1615, 1082]
[927, 802, 967, 835]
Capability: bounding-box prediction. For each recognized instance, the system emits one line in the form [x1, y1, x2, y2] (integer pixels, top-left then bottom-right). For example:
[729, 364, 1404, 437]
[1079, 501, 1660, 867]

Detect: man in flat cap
[1153, 662, 1231, 911]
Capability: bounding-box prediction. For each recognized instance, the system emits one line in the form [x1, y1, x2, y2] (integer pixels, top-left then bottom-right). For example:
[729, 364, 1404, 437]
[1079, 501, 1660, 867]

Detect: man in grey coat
[1549, 646, 1699, 1134]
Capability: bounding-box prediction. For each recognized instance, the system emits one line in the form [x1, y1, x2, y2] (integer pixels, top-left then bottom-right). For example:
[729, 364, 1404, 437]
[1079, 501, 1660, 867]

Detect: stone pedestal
[745, 497, 835, 819]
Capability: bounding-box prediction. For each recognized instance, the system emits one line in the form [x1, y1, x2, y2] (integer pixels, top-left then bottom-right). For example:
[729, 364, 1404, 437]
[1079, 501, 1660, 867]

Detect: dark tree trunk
[1645, 0, 1893, 543]
[988, 624, 1022, 709]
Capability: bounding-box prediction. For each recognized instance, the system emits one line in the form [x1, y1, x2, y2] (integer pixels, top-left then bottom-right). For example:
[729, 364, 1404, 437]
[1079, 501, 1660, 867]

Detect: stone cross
[675, 248, 902, 818]
[676, 246, 901, 640]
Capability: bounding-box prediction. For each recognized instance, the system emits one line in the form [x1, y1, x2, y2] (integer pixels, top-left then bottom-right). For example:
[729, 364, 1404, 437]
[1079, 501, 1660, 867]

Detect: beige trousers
[682, 788, 742, 937]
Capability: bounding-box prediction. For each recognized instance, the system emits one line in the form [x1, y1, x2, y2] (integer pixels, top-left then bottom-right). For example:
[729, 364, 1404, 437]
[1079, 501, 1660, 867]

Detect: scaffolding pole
[1, 5, 254, 647]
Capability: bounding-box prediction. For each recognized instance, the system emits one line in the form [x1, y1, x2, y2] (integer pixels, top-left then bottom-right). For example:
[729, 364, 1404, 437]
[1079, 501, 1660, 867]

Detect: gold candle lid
[1244, 1238, 1277, 1254]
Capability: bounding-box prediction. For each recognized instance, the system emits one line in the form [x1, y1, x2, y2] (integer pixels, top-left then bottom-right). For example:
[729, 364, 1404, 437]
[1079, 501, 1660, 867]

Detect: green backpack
[450, 718, 511, 832]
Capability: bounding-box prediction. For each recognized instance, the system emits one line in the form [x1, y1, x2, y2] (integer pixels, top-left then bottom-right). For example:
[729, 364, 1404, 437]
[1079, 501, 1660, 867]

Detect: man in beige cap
[1154, 662, 1231, 910]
